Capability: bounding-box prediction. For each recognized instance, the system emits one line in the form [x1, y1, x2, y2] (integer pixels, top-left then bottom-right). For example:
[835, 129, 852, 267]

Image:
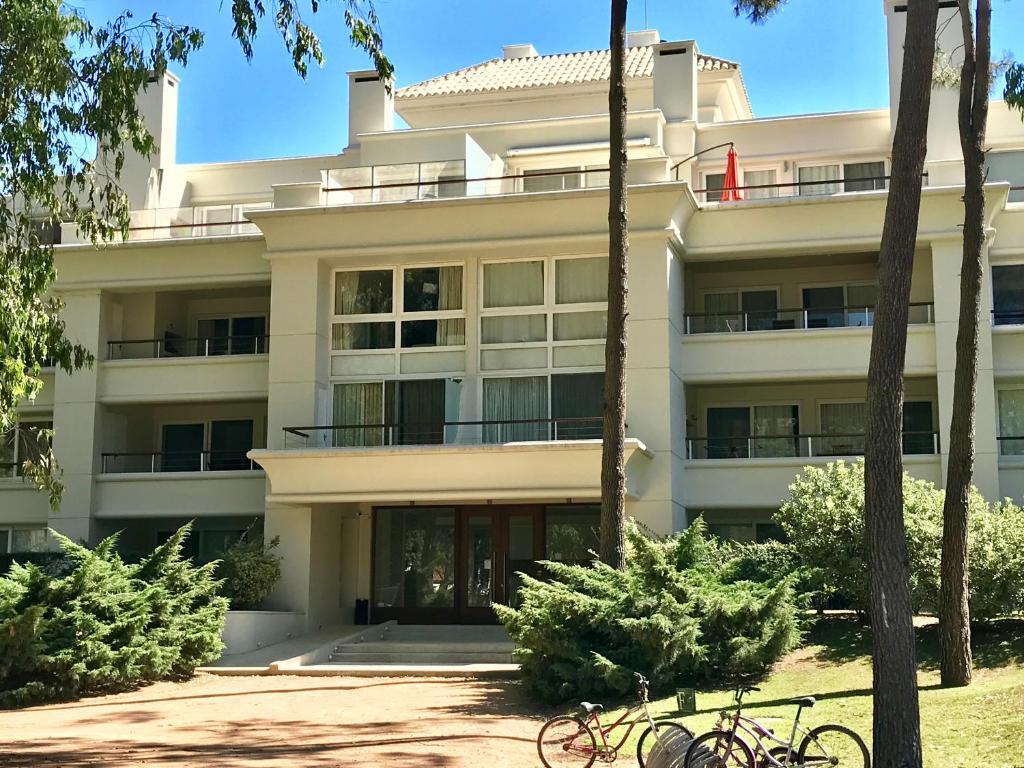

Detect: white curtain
[751, 405, 798, 458]
[999, 390, 1024, 455]
[798, 165, 841, 196]
[482, 314, 546, 344]
[743, 169, 778, 200]
[333, 382, 384, 446]
[483, 261, 544, 307]
[703, 292, 740, 332]
[483, 376, 548, 442]
[553, 311, 606, 341]
[436, 266, 464, 345]
[556, 257, 608, 304]
[819, 401, 867, 456]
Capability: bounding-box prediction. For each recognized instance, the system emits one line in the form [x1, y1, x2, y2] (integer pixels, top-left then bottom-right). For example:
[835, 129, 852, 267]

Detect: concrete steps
[327, 624, 515, 666]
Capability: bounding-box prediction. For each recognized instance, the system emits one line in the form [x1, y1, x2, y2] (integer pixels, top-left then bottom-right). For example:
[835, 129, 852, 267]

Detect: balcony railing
[123, 206, 266, 241]
[283, 416, 604, 448]
[686, 431, 939, 460]
[678, 174, 901, 201]
[101, 451, 260, 474]
[683, 303, 934, 334]
[107, 335, 269, 360]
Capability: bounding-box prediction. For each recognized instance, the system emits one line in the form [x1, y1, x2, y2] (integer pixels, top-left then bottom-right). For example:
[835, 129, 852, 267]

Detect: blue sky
[89, 0, 1023, 164]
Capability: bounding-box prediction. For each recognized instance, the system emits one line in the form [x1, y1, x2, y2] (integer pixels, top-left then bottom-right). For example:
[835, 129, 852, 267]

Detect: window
[743, 169, 778, 200]
[702, 289, 779, 332]
[483, 376, 549, 441]
[552, 372, 604, 439]
[998, 390, 1024, 455]
[843, 161, 886, 192]
[160, 419, 255, 471]
[0, 527, 48, 554]
[523, 168, 582, 193]
[802, 283, 877, 328]
[332, 379, 453, 446]
[704, 172, 726, 202]
[902, 401, 935, 455]
[374, 507, 456, 609]
[1, 421, 52, 478]
[986, 150, 1024, 203]
[196, 315, 267, 355]
[798, 164, 841, 195]
[705, 522, 786, 543]
[545, 505, 600, 563]
[992, 265, 1024, 325]
[818, 402, 867, 456]
[332, 265, 465, 351]
[483, 261, 544, 308]
[193, 202, 270, 236]
[705, 405, 798, 459]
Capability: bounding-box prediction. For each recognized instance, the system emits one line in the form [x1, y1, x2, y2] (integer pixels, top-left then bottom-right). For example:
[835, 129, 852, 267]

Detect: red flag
[720, 146, 743, 202]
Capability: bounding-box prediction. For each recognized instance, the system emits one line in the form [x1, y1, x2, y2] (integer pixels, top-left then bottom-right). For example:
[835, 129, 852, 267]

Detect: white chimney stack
[653, 40, 698, 122]
[347, 70, 394, 148]
[626, 30, 660, 47]
[503, 44, 538, 60]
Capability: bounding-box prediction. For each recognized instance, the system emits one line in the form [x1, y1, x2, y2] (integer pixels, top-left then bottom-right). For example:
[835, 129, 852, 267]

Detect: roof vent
[626, 30, 660, 47]
[503, 43, 538, 59]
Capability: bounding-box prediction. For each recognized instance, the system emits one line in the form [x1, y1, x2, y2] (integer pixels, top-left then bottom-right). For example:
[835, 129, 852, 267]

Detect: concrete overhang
[246, 182, 697, 256]
[682, 182, 1011, 259]
[248, 438, 652, 505]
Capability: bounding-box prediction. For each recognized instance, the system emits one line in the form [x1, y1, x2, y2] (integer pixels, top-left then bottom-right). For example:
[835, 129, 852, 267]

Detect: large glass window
[483, 376, 549, 442]
[0, 421, 52, 478]
[902, 401, 935, 455]
[403, 266, 463, 312]
[802, 286, 847, 329]
[818, 402, 868, 456]
[555, 257, 607, 304]
[743, 169, 778, 200]
[483, 261, 544, 308]
[209, 420, 254, 471]
[987, 150, 1024, 203]
[703, 290, 779, 332]
[545, 505, 600, 563]
[523, 168, 581, 193]
[335, 270, 393, 315]
[373, 508, 456, 609]
[992, 265, 1024, 326]
[844, 161, 886, 192]
[332, 379, 449, 446]
[196, 315, 266, 355]
[705, 405, 798, 459]
[161, 423, 205, 472]
[0, 527, 48, 553]
[552, 372, 604, 439]
[999, 389, 1024, 455]
[798, 164, 841, 195]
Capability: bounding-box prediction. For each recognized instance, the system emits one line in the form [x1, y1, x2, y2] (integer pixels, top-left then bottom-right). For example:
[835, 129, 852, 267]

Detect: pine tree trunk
[939, 0, 990, 688]
[600, 0, 628, 569]
[863, 1, 938, 766]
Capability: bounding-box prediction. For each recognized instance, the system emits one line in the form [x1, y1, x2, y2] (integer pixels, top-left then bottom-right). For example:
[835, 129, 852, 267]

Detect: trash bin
[354, 598, 369, 625]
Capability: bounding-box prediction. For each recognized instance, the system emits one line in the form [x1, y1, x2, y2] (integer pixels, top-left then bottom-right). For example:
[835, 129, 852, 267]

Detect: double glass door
[461, 507, 543, 623]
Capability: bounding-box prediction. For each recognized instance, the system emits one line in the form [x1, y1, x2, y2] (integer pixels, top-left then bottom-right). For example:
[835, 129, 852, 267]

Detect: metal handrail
[321, 166, 611, 194]
[100, 450, 260, 473]
[690, 175, 894, 194]
[683, 302, 932, 319]
[683, 303, 934, 334]
[107, 335, 269, 359]
[284, 415, 604, 437]
[686, 430, 940, 459]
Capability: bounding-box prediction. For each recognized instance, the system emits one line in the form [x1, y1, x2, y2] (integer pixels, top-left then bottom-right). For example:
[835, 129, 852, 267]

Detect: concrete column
[49, 290, 107, 544]
[930, 238, 1000, 499]
[266, 255, 331, 448]
[624, 234, 685, 534]
[264, 503, 344, 631]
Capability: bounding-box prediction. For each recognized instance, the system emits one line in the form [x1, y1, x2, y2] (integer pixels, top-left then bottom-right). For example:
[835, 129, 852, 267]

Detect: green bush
[777, 459, 1024, 619]
[217, 536, 282, 610]
[0, 523, 228, 708]
[494, 520, 800, 703]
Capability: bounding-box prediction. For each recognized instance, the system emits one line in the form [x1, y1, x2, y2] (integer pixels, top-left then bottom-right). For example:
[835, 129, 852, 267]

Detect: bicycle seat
[790, 696, 816, 708]
[579, 702, 604, 715]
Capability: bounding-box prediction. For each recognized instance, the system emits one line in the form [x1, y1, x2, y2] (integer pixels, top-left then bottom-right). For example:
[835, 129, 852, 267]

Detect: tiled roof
[396, 45, 738, 99]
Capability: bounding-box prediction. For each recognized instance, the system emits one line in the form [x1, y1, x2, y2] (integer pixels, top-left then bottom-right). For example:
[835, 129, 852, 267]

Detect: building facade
[5, 2, 1024, 629]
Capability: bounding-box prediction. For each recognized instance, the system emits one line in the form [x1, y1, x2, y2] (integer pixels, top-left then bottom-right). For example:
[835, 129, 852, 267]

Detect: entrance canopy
[249, 439, 651, 505]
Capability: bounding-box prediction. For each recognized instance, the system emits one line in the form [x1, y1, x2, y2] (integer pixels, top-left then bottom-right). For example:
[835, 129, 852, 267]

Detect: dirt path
[0, 673, 548, 767]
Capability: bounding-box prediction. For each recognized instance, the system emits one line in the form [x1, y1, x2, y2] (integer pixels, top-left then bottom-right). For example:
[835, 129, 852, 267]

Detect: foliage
[495, 520, 800, 703]
[0, 1, 389, 503]
[0, 523, 227, 708]
[777, 459, 1024, 619]
[217, 535, 282, 610]
[1006, 62, 1024, 117]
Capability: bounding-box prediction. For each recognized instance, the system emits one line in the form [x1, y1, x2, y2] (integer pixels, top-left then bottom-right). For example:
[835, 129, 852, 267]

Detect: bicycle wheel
[537, 715, 598, 768]
[684, 729, 756, 768]
[797, 724, 870, 768]
[636, 721, 694, 767]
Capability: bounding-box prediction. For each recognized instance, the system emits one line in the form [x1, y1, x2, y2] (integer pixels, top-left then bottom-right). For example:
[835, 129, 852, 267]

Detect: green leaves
[1006, 62, 1024, 119]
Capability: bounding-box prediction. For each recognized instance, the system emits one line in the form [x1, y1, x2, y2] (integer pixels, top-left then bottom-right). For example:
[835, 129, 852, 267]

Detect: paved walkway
[0, 673, 546, 767]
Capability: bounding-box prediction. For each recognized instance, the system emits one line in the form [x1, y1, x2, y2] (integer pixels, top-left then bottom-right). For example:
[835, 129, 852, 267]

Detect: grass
[602, 617, 1024, 767]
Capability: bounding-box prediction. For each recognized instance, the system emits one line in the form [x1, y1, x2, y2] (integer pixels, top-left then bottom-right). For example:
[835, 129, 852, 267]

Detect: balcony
[61, 204, 271, 244]
[107, 334, 269, 360]
[683, 303, 934, 335]
[282, 417, 604, 448]
[100, 450, 261, 474]
[686, 431, 940, 460]
[251, 417, 651, 505]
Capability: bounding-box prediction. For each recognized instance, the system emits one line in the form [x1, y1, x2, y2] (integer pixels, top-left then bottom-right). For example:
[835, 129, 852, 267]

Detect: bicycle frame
[716, 692, 813, 768]
[578, 697, 662, 759]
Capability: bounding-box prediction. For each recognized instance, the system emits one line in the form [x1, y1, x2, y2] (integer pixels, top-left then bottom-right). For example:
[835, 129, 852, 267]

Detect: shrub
[495, 520, 800, 703]
[0, 523, 228, 708]
[777, 459, 1024, 619]
[217, 536, 282, 610]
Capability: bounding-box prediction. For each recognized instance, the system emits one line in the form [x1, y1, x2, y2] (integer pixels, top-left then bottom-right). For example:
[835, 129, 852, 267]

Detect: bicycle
[536, 672, 693, 767]
[683, 685, 869, 768]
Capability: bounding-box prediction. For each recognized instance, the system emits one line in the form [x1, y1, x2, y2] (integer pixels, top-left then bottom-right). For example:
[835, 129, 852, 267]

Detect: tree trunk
[863, 1, 938, 766]
[600, 0, 629, 569]
[939, 0, 990, 688]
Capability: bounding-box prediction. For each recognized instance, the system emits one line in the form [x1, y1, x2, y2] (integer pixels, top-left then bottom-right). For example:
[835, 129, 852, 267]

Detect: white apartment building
[4, 1, 1024, 629]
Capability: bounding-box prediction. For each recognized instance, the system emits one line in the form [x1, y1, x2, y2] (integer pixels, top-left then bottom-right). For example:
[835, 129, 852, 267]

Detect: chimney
[503, 43, 538, 59]
[626, 30, 660, 48]
[653, 40, 698, 122]
[883, 0, 964, 181]
[347, 70, 394, 147]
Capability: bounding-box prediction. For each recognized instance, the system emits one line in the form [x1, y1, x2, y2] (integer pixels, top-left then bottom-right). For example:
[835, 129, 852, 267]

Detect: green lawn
[608, 617, 1024, 767]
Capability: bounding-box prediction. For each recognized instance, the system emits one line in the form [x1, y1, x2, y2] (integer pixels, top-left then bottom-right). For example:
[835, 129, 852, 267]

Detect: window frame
[0, 526, 48, 554]
[700, 401, 802, 458]
[156, 417, 259, 471]
[794, 158, 888, 196]
[478, 371, 605, 440]
[0, 419, 53, 480]
[700, 164, 783, 202]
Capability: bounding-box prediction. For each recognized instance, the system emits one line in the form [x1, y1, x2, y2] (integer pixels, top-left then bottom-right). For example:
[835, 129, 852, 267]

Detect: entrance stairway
[328, 624, 515, 666]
